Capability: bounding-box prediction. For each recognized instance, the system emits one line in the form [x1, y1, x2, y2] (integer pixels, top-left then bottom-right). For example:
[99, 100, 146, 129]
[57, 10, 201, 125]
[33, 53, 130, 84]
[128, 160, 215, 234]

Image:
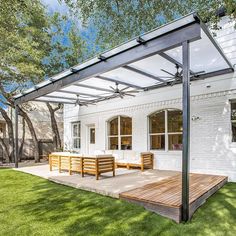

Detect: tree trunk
[18, 107, 40, 162]
[46, 103, 62, 150]
[19, 117, 25, 161]
[0, 138, 9, 162]
[0, 107, 14, 162]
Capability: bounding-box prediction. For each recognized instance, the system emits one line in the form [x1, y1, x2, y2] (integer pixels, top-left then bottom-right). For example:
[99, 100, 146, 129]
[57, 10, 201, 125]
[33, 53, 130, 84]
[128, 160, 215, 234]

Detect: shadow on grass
[15, 173, 175, 235]
[1, 169, 236, 236]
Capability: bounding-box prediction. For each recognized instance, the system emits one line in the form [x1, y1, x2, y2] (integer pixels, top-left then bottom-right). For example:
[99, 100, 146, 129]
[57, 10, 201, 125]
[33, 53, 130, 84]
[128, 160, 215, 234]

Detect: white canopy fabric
[14, 13, 233, 106]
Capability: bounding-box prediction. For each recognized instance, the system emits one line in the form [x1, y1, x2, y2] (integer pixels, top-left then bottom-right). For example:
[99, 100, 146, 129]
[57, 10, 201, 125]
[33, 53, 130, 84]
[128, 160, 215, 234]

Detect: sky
[41, 0, 98, 56]
[41, 0, 68, 13]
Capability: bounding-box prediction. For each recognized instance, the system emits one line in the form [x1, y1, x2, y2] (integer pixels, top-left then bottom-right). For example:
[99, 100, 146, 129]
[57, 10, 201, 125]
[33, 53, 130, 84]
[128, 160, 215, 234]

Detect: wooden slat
[49, 153, 115, 179]
[120, 173, 228, 208]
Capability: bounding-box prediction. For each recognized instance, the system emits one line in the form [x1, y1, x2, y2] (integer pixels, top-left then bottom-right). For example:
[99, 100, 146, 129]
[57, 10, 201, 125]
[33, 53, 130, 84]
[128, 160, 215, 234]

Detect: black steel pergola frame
[13, 13, 234, 222]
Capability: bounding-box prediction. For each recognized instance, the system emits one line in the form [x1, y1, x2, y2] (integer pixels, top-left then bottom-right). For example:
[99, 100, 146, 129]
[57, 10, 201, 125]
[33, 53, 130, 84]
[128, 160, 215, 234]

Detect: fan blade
[117, 91, 123, 98]
[109, 86, 116, 91]
[125, 93, 135, 97]
[126, 90, 139, 93]
[161, 69, 175, 77]
[120, 86, 130, 92]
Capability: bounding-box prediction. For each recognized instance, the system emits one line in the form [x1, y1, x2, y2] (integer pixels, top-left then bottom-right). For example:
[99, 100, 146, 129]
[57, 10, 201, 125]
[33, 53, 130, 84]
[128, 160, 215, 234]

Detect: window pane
[78, 123, 81, 137]
[168, 134, 182, 150]
[90, 128, 95, 144]
[168, 110, 182, 132]
[120, 116, 132, 135]
[73, 124, 78, 137]
[73, 138, 80, 149]
[121, 136, 132, 150]
[149, 111, 165, 133]
[231, 102, 236, 142]
[231, 102, 236, 120]
[150, 135, 165, 150]
[109, 137, 118, 150]
[109, 117, 118, 135]
[232, 123, 236, 142]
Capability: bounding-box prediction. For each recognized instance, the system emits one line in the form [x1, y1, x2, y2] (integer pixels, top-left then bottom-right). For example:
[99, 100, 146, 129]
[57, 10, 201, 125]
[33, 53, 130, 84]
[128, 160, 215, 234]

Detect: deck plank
[120, 173, 227, 208]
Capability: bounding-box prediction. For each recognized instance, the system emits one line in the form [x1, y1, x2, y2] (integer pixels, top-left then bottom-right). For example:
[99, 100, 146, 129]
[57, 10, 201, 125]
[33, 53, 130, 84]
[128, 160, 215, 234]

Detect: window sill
[150, 150, 182, 156]
[229, 143, 236, 148]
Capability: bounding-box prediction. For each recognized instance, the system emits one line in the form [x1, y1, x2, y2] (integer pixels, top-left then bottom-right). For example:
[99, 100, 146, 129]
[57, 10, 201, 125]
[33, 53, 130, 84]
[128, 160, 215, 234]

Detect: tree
[0, 0, 86, 162]
[63, 0, 236, 51]
[0, 0, 51, 162]
[43, 12, 86, 153]
[46, 103, 63, 151]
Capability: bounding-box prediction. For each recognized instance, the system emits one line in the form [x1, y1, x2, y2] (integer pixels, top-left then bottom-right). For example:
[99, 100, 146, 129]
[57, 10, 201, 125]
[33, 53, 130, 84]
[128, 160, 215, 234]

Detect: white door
[88, 126, 96, 155]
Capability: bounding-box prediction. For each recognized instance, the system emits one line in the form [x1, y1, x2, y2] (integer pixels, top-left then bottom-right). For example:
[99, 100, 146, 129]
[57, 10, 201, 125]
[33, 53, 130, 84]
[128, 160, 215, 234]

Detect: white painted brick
[63, 16, 236, 181]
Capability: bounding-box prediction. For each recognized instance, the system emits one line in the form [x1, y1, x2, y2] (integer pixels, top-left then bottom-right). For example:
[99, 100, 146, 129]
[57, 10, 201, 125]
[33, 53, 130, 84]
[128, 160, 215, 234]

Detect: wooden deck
[120, 173, 228, 222]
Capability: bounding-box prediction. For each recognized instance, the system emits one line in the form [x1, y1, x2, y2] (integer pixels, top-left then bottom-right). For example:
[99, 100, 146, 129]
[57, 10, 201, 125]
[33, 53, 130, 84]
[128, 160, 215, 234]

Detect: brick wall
[64, 16, 236, 181]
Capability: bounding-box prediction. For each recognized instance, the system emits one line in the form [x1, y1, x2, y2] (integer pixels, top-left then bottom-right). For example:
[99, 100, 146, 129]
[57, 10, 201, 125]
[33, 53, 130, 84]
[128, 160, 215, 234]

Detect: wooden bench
[49, 153, 115, 180]
[82, 155, 115, 180]
[49, 154, 60, 171]
[49, 153, 82, 174]
[116, 152, 154, 171]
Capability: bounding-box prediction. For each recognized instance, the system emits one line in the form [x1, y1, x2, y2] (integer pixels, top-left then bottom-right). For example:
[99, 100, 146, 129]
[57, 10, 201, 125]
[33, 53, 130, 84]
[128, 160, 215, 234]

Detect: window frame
[230, 100, 236, 143]
[107, 115, 132, 150]
[71, 122, 81, 150]
[90, 127, 95, 144]
[148, 109, 182, 151]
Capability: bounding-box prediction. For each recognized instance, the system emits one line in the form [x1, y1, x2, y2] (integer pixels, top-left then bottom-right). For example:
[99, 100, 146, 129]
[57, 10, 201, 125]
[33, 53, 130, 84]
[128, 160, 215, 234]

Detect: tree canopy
[0, 0, 87, 162]
[0, 0, 86, 101]
[62, 0, 236, 51]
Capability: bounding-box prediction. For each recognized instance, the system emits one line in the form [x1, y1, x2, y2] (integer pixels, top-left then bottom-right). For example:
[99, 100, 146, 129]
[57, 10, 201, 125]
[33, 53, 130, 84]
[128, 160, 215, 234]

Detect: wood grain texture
[49, 154, 115, 180]
[120, 173, 227, 222]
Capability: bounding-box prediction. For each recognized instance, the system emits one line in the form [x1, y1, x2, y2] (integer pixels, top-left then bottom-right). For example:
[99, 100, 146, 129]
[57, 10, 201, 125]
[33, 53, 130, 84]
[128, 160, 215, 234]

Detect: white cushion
[96, 154, 113, 158]
[94, 150, 105, 155]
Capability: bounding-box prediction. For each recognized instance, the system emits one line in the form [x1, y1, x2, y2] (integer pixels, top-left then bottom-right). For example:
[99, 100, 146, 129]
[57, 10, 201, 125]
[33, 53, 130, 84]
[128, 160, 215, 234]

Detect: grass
[0, 169, 236, 236]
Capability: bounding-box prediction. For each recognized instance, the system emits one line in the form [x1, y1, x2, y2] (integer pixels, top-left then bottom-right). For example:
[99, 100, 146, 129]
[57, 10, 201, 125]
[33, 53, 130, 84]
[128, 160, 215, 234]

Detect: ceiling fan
[75, 95, 96, 107]
[160, 64, 205, 86]
[109, 82, 139, 99]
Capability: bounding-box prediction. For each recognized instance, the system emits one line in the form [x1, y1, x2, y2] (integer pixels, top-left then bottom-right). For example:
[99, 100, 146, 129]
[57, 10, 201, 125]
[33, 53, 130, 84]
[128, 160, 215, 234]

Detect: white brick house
[63, 16, 236, 181]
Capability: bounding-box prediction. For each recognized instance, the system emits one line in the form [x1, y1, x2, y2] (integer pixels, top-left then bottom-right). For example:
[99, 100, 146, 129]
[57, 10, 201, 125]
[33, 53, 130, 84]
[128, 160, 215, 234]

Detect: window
[108, 116, 132, 150]
[90, 128, 95, 144]
[72, 122, 81, 149]
[149, 109, 182, 151]
[231, 101, 236, 142]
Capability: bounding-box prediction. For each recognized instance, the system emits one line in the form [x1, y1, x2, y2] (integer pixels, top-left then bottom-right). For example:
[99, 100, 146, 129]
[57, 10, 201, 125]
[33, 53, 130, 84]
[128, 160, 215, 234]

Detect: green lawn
[0, 169, 236, 236]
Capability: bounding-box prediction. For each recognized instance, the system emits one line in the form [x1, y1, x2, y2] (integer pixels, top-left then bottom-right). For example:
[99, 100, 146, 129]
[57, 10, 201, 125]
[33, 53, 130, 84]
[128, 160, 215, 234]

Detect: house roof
[14, 12, 234, 106]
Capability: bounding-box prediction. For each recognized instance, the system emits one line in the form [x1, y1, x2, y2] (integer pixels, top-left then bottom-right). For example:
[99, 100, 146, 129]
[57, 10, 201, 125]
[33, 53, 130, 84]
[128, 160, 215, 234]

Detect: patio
[16, 164, 178, 198]
[16, 164, 227, 222]
[13, 13, 234, 222]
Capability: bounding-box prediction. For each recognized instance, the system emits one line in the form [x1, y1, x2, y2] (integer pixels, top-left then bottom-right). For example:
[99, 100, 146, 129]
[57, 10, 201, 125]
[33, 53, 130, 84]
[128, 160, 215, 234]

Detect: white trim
[149, 109, 183, 151]
[71, 121, 81, 150]
[107, 115, 132, 150]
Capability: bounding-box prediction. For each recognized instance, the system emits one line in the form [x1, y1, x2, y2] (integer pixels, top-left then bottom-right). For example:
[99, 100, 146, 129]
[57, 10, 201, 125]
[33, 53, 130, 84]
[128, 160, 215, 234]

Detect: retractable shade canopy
[14, 13, 234, 106]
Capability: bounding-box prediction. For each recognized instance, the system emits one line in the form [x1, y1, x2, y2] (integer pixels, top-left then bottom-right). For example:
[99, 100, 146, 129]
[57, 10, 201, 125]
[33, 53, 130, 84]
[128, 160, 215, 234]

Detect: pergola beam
[34, 99, 76, 105]
[96, 75, 143, 89]
[57, 90, 105, 98]
[159, 52, 195, 75]
[123, 65, 167, 83]
[72, 83, 114, 93]
[182, 40, 190, 222]
[14, 105, 19, 168]
[14, 22, 201, 105]
[43, 95, 77, 101]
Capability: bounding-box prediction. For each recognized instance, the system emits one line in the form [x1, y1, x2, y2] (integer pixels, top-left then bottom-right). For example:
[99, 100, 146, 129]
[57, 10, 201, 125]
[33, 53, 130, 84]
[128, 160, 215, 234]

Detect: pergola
[13, 12, 234, 222]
